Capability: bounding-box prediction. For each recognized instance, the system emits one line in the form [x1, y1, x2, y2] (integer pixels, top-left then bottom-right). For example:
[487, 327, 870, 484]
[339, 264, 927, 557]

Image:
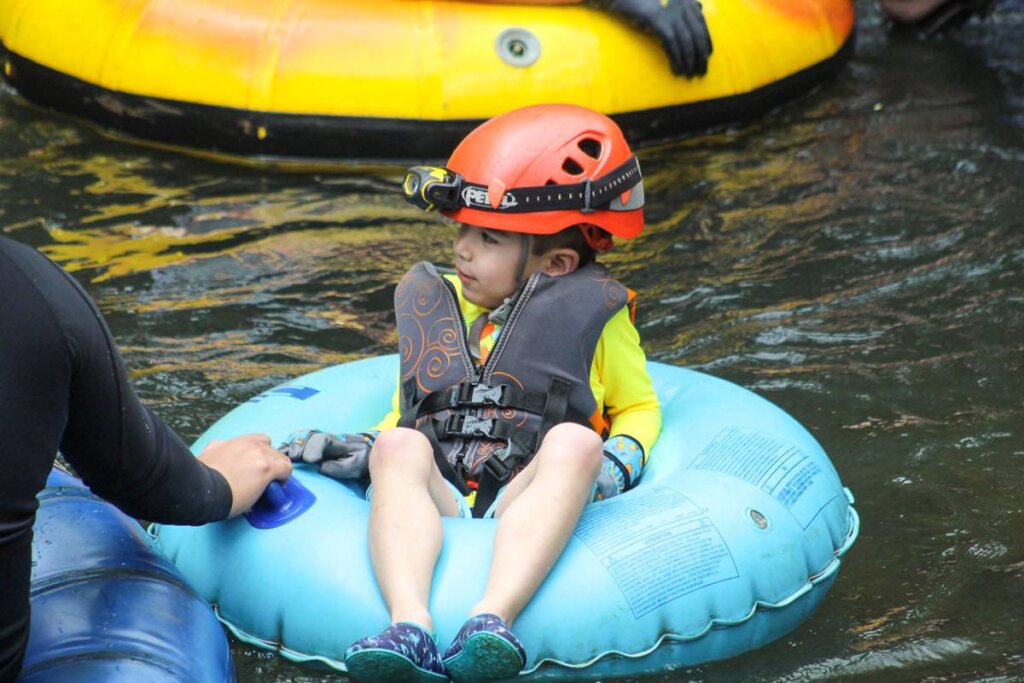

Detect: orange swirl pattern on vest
[419, 314, 462, 390]
[488, 372, 528, 427]
[597, 275, 627, 312]
[412, 277, 444, 317]
[396, 271, 455, 392]
[397, 313, 423, 373]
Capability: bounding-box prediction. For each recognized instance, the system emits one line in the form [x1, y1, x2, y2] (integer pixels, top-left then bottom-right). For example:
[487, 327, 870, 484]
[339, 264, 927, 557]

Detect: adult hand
[586, 0, 712, 77]
[198, 434, 293, 517]
[278, 429, 375, 481]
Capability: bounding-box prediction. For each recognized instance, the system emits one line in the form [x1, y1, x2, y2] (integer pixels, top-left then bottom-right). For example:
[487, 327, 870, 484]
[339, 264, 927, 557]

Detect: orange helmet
[402, 104, 644, 248]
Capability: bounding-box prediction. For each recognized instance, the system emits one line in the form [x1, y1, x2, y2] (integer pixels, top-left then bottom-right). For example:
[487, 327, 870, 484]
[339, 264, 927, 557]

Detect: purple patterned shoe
[345, 622, 448, 683]
[442, 614, 526, 682]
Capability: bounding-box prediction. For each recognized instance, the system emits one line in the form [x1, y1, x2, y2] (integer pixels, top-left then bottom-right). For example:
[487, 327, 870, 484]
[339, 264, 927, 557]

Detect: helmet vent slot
[562, 158, 585, 175]
[578, 138, 602, 159]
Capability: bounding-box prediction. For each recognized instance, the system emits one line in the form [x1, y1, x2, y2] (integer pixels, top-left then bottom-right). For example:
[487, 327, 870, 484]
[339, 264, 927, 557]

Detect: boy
[282, 104, 660, 682]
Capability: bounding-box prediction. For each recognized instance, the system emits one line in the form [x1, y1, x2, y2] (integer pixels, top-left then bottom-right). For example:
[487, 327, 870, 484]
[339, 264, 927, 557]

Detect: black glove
[586, 0, 712, 77]
[278, 429, 376, 481]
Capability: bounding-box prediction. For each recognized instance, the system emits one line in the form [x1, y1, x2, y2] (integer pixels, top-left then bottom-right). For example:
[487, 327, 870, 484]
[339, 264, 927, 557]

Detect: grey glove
[278, 429, 376, 481]
[586, 0, 712, 77]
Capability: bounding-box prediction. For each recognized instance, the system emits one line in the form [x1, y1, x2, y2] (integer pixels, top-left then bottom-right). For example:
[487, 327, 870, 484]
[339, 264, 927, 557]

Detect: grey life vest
[395, 260, 629, 515]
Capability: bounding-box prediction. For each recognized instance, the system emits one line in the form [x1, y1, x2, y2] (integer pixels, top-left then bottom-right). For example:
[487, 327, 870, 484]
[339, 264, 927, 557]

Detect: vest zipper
[481, 273, 540, 383]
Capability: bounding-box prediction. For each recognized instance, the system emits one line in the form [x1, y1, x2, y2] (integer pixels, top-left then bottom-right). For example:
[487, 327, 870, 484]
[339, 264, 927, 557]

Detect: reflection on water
[2, 1, 1022, 681]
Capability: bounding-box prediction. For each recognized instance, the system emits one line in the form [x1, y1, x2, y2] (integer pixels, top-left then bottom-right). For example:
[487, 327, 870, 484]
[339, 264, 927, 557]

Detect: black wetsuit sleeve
[54, 272, 234, 524]
[0, 236, 231, 682]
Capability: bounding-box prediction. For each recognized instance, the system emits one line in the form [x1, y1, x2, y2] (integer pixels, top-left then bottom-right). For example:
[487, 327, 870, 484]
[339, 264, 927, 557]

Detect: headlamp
[402, 166, 462, 212]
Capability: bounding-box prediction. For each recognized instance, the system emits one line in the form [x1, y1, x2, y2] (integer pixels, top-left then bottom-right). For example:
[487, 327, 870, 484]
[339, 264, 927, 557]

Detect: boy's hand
[593, 434, 645, 501]
[278, 429, 376, 481]
[585, 0, 712, 77]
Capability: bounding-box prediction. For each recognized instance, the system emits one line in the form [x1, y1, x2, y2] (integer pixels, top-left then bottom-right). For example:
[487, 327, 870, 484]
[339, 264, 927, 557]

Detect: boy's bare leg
[367, 427, 461, 630]
[469, 423, 603, 624]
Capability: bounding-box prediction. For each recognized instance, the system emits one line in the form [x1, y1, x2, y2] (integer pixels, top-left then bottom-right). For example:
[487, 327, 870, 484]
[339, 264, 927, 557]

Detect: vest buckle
[471, 383, 505, 405]
[443, 413, 497, 439]
[451, 381, 506, 408]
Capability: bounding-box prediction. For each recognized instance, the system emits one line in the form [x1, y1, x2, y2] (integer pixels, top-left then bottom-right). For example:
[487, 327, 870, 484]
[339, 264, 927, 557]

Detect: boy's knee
[369, 428, 433, 474]
[541, 424, 603, 475]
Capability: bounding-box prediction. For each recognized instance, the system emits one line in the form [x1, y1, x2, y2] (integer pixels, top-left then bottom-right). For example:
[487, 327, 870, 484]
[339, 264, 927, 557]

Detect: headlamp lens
[401, 166, 460, 212]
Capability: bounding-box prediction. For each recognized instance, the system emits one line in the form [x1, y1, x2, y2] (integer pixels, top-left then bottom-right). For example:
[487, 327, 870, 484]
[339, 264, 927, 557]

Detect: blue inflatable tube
[154, 355, 858, 678]
[22, 469, 234, 683]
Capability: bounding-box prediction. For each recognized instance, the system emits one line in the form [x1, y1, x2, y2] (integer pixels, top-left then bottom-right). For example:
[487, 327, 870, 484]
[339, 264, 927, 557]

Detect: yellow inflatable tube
[0, 0, 854, 162]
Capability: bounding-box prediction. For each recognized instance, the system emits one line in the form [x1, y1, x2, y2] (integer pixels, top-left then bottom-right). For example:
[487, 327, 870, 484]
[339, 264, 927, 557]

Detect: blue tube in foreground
[22, 469, 234, 683]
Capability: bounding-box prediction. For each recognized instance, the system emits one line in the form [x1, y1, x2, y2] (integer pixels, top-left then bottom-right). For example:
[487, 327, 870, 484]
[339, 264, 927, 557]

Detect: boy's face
[452, 224, 546, 309]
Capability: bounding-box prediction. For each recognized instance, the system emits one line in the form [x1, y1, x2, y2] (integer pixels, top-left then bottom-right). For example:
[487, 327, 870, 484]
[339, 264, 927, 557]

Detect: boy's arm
[591, 306, 660, 499]
[595, 306, 661, 456]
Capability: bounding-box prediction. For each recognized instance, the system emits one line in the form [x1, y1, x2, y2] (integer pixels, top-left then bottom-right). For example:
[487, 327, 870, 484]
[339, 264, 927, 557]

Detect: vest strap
[441, 413, 539, 445]
[472, 432, 535, 518]
[414, 380, 549, 417]
[424, 419, 471, 495]
[397, 377, 420, 429]
[539, 377, 572, 436]
[470, 376, 576, 517]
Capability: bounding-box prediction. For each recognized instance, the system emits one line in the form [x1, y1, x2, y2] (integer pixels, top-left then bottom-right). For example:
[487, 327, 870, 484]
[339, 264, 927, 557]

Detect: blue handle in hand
[244, 477, 316, 529]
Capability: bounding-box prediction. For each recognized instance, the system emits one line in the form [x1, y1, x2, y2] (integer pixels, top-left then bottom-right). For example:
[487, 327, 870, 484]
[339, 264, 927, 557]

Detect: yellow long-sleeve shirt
[372, 273, 661, 456]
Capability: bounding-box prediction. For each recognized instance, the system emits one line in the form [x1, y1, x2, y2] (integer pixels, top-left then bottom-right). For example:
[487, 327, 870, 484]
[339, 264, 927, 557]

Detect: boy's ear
[542, 248, 580, 277]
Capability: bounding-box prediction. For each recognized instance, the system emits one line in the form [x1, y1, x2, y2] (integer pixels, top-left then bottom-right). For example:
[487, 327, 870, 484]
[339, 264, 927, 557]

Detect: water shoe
[345, 622, 448, 683]
[442, 613, 526, 682]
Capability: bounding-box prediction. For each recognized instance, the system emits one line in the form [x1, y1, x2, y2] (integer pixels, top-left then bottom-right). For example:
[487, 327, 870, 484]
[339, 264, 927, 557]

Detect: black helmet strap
[403, 156, 643, 215]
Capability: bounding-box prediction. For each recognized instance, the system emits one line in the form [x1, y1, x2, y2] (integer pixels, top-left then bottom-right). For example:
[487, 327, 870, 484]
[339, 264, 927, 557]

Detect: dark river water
[2, 1, 1022, 681]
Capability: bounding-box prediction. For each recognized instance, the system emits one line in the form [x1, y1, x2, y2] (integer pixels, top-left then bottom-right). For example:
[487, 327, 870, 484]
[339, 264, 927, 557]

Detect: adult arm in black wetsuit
[0, 236, 292, 683]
